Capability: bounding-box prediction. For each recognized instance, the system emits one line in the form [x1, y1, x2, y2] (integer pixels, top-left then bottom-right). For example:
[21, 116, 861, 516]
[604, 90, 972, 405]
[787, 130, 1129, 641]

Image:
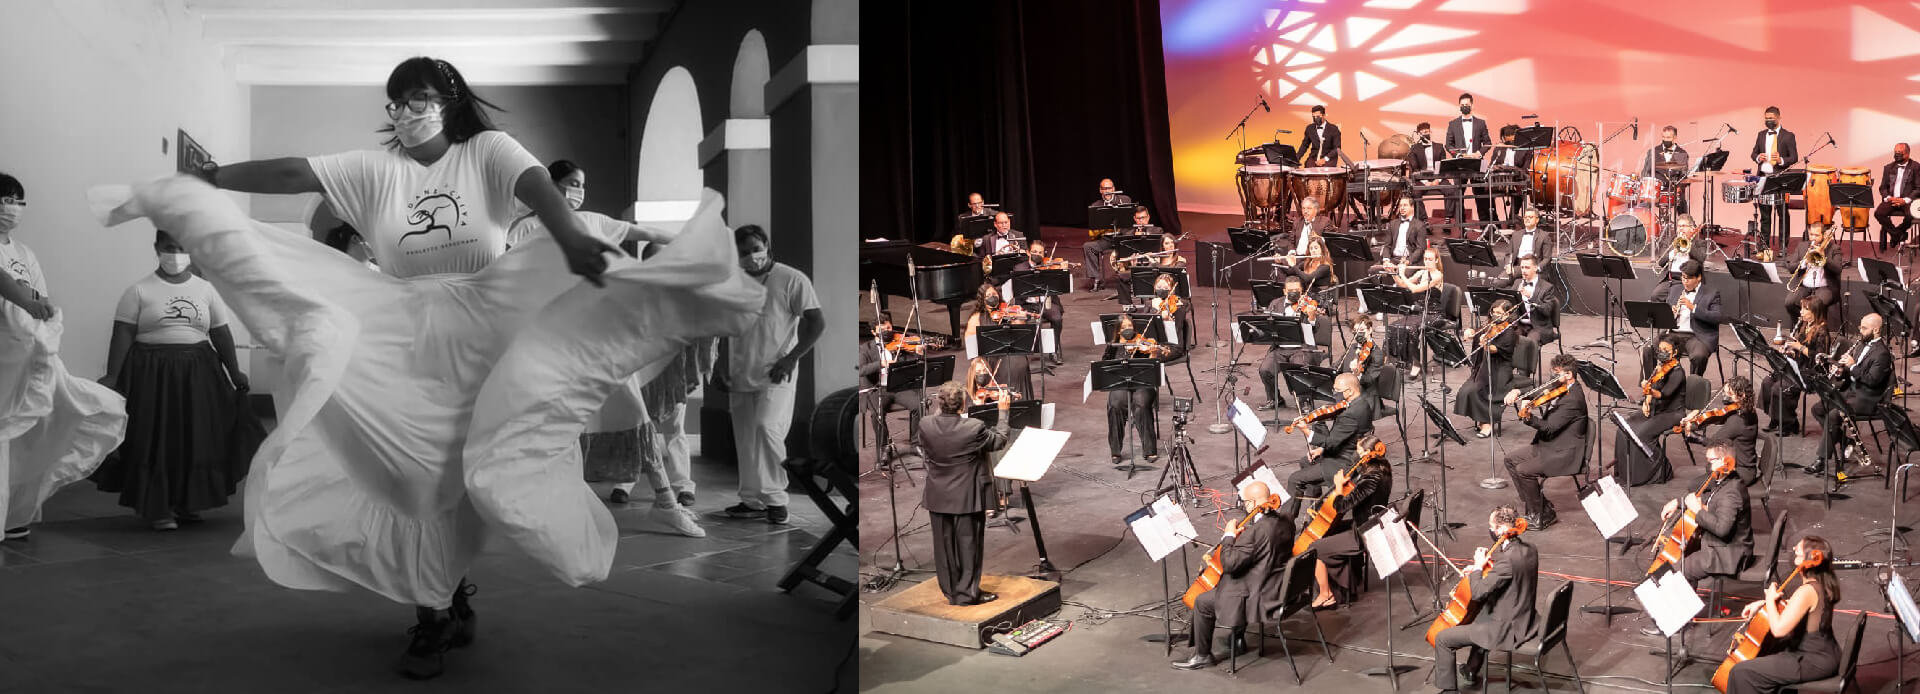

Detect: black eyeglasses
[0, 196, 23, 206]
[384, 95, 453, 119]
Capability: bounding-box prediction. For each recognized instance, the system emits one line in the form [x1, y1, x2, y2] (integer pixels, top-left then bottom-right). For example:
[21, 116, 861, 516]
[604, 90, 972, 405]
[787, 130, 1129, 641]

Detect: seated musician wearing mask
[1432, 506, 1539, 694]
[1762, 300, 1829, 436]
[1257, 275, 1324, 411]
[1116, 228, 1183, 304]
[1386, 196, 1426, 264]
[1280, 373, 1374, 518]
[1879, 143, 1918, 252]
[1341, 313, 1385, 396]
[1299, 104, 1342, 167]
[1148, 271, 1193, 351]
[1650, 214, 1710, 301]
[1640, 260, 1722, 376]
[1807, 313, 1892, 479]
[1616, 334, 1688, 487]
[1639, 439, 1751, 652]
[857, 312, 925, 448]
[1106, 314, 1172, 467]
[1502, 354, 1587, 529]
[1305, 435, 1392, 608]
[1083, 179, 1134, 289]
[964, 284, 1035, 399]
[1642, 126, 1692, 214]
[1171, 482, 1292, 671]
[918, 382, 1012, 606]
[1017, 239, 1068, 367]
[1681, 377, 1761, 486]
[1456, 300, 1533, 439]
[1500, 255, 1560, 346]
[1781, 224, 1840, 321]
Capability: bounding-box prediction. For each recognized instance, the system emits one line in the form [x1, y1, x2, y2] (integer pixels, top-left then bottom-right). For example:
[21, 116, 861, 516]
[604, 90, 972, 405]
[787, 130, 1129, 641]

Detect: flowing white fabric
[0, 304, 128, 530]
[89, 176, 764, 604]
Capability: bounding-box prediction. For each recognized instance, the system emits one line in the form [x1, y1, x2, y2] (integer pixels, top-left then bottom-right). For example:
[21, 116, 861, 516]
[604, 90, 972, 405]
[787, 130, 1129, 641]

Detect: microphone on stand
[1259, 94, 1270, 112]
[1724, 122, 1738, 134]
[1631, 117, 1639, 140]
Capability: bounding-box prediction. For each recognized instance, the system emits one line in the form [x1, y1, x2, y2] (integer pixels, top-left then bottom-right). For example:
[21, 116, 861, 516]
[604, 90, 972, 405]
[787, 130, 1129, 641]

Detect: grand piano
[858, 240, 983, 341]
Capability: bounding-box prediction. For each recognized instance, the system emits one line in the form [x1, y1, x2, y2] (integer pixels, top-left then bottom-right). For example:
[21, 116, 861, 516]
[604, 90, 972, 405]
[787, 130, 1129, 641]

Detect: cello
[1711, 550, 1827, 692]
[1426, 518, 1529, 646]
[1182, 494, 1285, 609]
[1645, 451, 1736, 577]
[1293, 440, 1388, 554]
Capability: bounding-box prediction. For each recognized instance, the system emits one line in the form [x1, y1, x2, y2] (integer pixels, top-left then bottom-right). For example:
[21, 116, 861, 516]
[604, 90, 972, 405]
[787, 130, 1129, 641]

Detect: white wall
[0, 0, 252, 376]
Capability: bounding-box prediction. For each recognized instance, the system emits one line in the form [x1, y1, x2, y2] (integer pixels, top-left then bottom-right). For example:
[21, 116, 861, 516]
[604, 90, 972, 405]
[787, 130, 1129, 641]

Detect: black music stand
[1420, 397, 1469, 539]
[1725, 257, 1776, 326]
[1423, 320, 1470, 368]
[1130, 266, 1191, 299]
[1513, 126, 1553, 149]
[1445, 238, 1501, 286]
[1860, 256, 1906, 291]
[1467, 288, 1523, 318]
[1092, 358, 1164, 476]
[1697, 150, 1729, 173]
[1624, 301, 1680, 350]
[967, 399, 1044, 430]
[976, 323, 1041, 359]
[1237, 314, 1291, 415]
[1097, 313, 1171, 344]
[1357, 285, 1417, 319]
[957, 213, 995, 240]
[1322, 231, 1375, 264]
[1438, 157, 1481, 176]
[986, 252, 1024, 277]
[1870, 293, 1913, 352]
[1573, 358, 1628, 400]
[1115, 233, 1166, 256]
[1229, 227, 1272, 257]
[1728, 320, 1776, 391]
[1250, 280, 1288, 312]
[1579, 252, 1639, 363]
[1801, 369, 1855, 507]
[1832, 184, 1872, 218]
[1760, 171, 1808, 199]
[1278, 363, 1338, 411]
[1088, 203, 1139, 232]
[1262, 142, 1300, 167]
[887, 354, 956, 394]
[1010, 269, 1070, 303]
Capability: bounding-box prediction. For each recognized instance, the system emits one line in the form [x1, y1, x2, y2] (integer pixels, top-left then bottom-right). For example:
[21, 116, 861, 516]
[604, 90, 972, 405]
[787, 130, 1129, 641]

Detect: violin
[883, 334, 931, 356]
[1646, 454, 1736, 577]
[1643, 357, 1680, 417]
[1153, 293, 1183, 321]
[1473, 318, 1515, 348]
[1675, 401, 1740, 435]
[1516, 376, 1571, 420]
[1294, 441, 1388, 554]
[973, 385, 1022, 405]
[1427, 518, 1529, 647]
[1182, 494, 1286, 609]
[1114, 333, 1170, 359]
[989, 302, 1030, 323]
[1711, 550, 1827, 692]
[1284, 396, 1351, 435]
[1032, 255, 1079, 271]
[1349, 336, 1372, 379]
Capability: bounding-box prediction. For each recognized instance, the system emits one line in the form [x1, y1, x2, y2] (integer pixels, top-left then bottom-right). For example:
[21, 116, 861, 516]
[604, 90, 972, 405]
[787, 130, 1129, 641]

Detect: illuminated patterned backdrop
[1161, 0, 1920, 215]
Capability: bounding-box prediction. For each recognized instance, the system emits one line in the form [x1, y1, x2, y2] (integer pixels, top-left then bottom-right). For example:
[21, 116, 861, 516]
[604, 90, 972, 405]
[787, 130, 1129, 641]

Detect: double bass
[1182, 494, 1285, 609]
[1293, 440, 1388, 554]
[1645, 452, 1736, 577]
[1710, 550, 1827, 692]
[1426, 518, 1529, 646]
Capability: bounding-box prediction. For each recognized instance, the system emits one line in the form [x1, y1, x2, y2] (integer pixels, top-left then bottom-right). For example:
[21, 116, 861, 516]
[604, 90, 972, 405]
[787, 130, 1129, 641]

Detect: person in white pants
[719, 225, 823, 526]
[646, 339, 715, 507]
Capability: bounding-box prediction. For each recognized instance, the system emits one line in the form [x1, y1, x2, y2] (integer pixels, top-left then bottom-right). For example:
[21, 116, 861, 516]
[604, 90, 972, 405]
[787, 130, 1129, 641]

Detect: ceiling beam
[187, 0, 676, 13]
[235, 62, 629, 86]
[203, 11, 659, 45]
[225, 41, 648, 69]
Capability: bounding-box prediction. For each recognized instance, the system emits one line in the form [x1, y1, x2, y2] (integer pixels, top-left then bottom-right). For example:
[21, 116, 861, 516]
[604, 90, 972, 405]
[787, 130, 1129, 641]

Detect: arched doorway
[720, 30, 771, 231]
[634, 66, 704, 234]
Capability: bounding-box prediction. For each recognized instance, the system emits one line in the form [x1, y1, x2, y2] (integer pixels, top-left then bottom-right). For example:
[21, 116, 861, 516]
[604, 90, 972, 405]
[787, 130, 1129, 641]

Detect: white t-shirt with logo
[306, 131, 543, 278]
[0, 237, 45, 296]
[727, 262, 821, 392]
[114, 273, 231, 344]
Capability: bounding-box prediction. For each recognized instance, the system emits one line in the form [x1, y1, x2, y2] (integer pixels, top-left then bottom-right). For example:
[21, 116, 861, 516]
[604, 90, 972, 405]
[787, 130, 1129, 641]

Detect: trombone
[1785, 248, 1824, 293]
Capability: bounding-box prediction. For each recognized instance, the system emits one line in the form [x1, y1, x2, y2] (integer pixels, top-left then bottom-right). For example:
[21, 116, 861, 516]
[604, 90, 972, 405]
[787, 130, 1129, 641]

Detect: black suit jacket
[1488, 144, 1532, 170]
[1843, 339, 1893, 411]
[918, 413, 1010, 515]
[1446, 116, 1492, 157]
[1502, 274, 1560, 331]
[974, 229, 1025, 258]
[1883, 160, 1920, 201]
[1506, 228, 1556, 271]
[1339, 335, 1386, 392]
[1299, 122, 1343, 166]
[1523, 381, 1588, 476]
[1314, 396, 1376, 455]
[1685, 471, 1754, 576]
[1665, 285, 1724, 352]
[1410, 140, 1446, 175]
[1470, 536, 1540, 651]
[1641, 144, 1691, 178]
[1385, 216, 1426, 259]
[1707, 409, 1761, 485]
[1216, 510, 1294, 628]
[857, 340, 887, 385]
[1750, 129, 1799, 172]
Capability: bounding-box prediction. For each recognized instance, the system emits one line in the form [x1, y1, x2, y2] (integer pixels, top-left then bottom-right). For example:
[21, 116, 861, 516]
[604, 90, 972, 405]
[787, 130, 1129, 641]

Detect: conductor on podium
[919, 382, 1012, 606]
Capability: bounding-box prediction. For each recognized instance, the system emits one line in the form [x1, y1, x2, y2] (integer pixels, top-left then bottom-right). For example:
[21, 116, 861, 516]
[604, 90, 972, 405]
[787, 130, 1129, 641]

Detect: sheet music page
[1363, 509, 1417, 579]
[1228, 398, 1267, 448]
[1151, 494, 1198, 541]
[1763, 262, 1780, 284]
[1303, 320, 1316, 347]
[1232, 320, 1244, 343]
[1083, 371, 1093, 404]
[1161, 317, 1179, 345]
[1041, 403, 1056, 430]
[1579, 475, 1639, 539]
[1635, 571, 1705, 638]
[1234, 462, 1291, 506]
[1042, 328, 1057, 353]
[1890, 575, 1920, 644]
[965, 334, 979, 361]
[1091, 321, 1107, 345]
[993, 427, 1069, 482]
[1127, 506, 1183, 562]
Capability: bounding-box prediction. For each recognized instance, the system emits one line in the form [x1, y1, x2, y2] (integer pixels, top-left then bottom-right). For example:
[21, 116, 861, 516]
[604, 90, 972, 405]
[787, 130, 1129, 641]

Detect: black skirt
[90, 342, 264, 521]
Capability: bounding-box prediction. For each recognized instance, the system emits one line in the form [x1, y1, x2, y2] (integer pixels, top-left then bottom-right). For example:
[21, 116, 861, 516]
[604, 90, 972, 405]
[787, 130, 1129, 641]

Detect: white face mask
[393, 105, 445, 148]
[158, 252, 191, 276]
[563, 187, 585, 210]
[0, 203, 21, 233]
[743, 250, 771, 273]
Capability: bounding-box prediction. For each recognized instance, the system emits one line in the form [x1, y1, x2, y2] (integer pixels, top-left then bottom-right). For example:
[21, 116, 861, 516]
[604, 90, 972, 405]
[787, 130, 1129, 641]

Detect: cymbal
[1655, 162, 1687, 172]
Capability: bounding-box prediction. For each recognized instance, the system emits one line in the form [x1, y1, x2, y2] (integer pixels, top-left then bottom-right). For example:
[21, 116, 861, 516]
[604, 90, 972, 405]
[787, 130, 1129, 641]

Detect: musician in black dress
[1500, 255, 1559, 347]
[1808, 313, 1892, 478]
[1682, 377, 1761, 486]
[1105, 314, 1171, 466]
[1387, 247, 1447, 378]
[1258, 275, 1324, 411]
[1271, 234, 1336, 294]
[1456, 300, 1531, 438]
[1650, 214, 1710, 301]
[1306, 436, 1392, 608]
[963, 283, 1035, 398]
[919, 382, 1011, 606]
[1172, 482, 1293, 671]
[1281, 374, 1373, 517]
[1503, 355, 1587, 529]
[1083, 179, 1134, 288]
[1762, 300, 1829, 436]
[1781, 224, 1840, 320]
[1750, 107, 1799, 252]
[1445, 93, 1494, 227]
[1299, 105, 1343, 167]
[1432, 506, 1539, 694]
[1723, 535, 1842, 694]
[1615, 333, 1688, 487]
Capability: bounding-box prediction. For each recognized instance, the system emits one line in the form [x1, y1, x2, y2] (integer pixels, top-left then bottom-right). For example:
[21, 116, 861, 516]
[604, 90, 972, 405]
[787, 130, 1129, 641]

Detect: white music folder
[1635, 571, 1705, 638]
[1580, 475, 1640, 540]
[1363, 509, 1418, 579]
[993, 427, 1069, 483]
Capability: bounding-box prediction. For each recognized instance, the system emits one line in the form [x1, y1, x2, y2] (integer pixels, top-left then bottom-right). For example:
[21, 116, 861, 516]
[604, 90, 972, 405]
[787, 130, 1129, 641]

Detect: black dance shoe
[397, 608, 459, 680]
[450, 580, 478, 648]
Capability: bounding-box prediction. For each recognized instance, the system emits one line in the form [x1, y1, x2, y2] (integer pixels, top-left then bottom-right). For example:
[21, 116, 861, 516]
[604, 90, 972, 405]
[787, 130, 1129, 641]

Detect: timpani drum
[1289, 166, 1349, 218]
[1237, 164, 1290, 228]
[1527, 140, 1600, 217]
[1804, 163, 1837, 226]
[1837, 167, 1873, 229]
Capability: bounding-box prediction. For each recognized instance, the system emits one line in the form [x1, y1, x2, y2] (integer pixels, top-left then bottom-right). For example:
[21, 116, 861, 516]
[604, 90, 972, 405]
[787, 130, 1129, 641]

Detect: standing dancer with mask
[0, 172, 128, 541]
[91, 231, 262, 531]
[94, 57, 763, 679]
[717, 224, 824, 525]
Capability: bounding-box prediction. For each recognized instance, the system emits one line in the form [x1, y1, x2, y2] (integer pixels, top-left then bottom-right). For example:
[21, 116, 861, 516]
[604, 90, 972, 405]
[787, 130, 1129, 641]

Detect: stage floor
[857, 269, 1920, 693]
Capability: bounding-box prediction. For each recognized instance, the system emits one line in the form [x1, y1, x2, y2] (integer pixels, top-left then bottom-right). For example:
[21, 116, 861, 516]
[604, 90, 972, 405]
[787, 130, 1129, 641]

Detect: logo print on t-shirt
[7, 259, 28, 289]
[161, 298, 201, 325]
[400, 188, 469, 248]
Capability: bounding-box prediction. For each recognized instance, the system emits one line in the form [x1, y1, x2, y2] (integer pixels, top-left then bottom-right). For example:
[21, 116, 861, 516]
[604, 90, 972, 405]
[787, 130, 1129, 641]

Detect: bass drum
[811, 387, 862, 475]
[1377, 133, 1414, 162]
[1527, 140, 1600, 217]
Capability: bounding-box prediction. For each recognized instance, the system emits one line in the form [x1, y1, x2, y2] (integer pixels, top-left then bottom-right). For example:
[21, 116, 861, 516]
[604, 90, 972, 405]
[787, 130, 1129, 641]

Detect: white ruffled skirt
[89, 177, 764, 607]
[0, 309, 128, 530]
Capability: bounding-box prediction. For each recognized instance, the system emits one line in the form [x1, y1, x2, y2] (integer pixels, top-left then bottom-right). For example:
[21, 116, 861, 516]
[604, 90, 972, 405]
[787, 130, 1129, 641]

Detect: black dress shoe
[1531, 513, 1559, 530]
[1171, 652, 1217, 670]
[977, 592, 998, 604]
[1459, 664, 1481, 688]
[1762, 420, 1779, 433]
[450, 580, 478, 648]
[397, 608, 459, 680]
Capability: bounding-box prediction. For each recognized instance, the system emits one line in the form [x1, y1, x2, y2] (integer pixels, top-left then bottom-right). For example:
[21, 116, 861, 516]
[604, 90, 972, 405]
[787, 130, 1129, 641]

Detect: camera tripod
[1153, 411, 1205, 507]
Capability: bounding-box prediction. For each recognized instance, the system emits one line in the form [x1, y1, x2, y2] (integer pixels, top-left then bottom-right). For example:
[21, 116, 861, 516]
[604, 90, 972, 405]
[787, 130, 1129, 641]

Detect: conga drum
[1289, 166, 1349, 218]
[1837, 167, 1874, 229]
[1804, 163, 1836, 226]
[1237, 165, 1289, 228]
[1527, 140, 1600, 217]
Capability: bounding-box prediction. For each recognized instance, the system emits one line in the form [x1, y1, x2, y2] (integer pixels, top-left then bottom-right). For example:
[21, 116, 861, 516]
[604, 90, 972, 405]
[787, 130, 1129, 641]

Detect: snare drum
[1722, 180, 1758, 204]
[1804, 164, 1837, 225]
[1837, 167, 1873, 228]
[1237, 165, 1290, 227]
[1289, 166, 1349, 217]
